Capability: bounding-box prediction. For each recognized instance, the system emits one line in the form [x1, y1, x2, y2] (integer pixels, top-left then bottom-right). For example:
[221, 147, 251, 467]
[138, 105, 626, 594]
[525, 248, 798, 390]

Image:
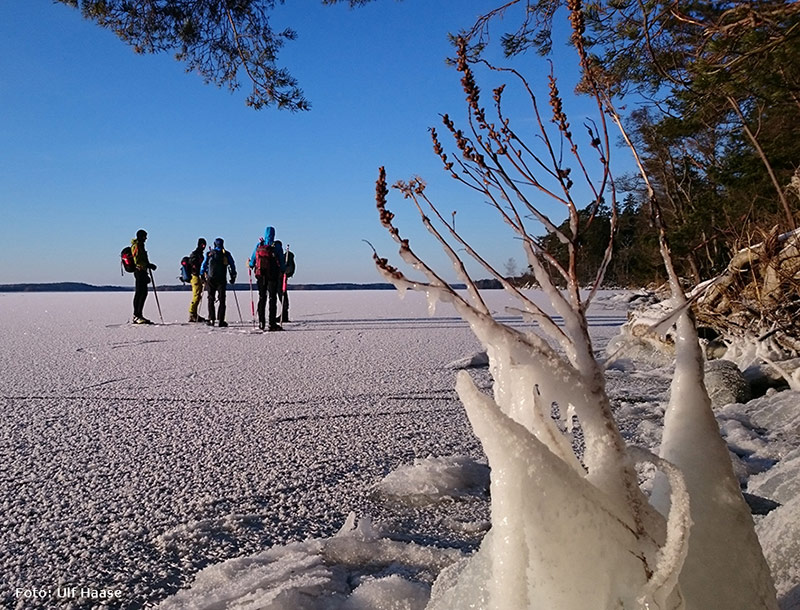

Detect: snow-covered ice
[0, 289, 797, 609]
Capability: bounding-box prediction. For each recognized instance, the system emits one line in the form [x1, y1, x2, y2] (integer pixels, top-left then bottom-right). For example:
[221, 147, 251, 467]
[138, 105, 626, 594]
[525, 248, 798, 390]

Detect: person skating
[274, 240, 295, 323]
[249, 226, 285, 331]
[131, 229, 157, 324]
[201, 237, 237, 327]
[187, 238, 207, 322]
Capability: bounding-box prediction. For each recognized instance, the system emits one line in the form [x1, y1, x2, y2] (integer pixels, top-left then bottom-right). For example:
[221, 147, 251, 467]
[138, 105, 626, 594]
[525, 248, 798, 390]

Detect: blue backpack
[207, 249, 227, 282]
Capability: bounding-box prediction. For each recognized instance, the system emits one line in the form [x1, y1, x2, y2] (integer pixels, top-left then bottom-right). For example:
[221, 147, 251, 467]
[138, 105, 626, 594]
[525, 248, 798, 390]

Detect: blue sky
[1, 1, 615, 286]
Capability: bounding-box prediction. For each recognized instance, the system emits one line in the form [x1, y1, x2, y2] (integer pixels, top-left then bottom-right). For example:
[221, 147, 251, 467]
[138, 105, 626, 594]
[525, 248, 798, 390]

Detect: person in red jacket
[248, 226, 285, 331]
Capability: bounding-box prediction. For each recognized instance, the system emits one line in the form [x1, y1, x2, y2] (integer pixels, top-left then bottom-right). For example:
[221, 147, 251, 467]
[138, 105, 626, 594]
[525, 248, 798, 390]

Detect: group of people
[129, 226, 296, 332]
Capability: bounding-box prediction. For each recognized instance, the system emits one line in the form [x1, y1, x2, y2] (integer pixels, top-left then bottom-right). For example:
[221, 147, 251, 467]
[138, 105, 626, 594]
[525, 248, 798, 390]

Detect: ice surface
[1, 290, 797, 609]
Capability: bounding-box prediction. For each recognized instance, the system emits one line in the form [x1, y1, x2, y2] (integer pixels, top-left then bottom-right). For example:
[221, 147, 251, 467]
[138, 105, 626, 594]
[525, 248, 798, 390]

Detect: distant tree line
[507, 197, 662, 288]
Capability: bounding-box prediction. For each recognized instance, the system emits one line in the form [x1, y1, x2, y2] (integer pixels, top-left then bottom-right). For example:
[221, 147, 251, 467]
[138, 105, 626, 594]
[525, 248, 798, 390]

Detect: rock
[742, 492, 781, 516]
[704, 338, 728, 360]
[627, 291, 659, 307]
[705, 359, 751, 409]
[742, 358, 800, 397]
[447, 351, 489, 370]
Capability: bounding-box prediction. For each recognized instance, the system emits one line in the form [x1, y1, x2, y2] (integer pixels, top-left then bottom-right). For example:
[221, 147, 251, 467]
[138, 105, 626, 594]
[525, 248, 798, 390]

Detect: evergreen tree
[55, 0, 370, 111]
[479, 0, 800, 282]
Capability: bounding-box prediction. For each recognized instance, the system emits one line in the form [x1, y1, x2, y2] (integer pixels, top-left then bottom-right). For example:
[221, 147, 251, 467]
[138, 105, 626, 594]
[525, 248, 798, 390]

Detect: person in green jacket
[131, 229, 157, 324]
[187, 237, 207, 322]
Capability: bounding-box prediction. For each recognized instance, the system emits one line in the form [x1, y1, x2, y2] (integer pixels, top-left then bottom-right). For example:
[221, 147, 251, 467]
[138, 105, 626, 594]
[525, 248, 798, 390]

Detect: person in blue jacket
[201, 237, 237, 327]
[248, 226, 285, 331]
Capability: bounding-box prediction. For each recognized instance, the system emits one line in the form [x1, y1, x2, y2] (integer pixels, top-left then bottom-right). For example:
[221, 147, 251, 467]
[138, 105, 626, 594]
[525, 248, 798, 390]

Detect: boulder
[705, 359, 751, 409]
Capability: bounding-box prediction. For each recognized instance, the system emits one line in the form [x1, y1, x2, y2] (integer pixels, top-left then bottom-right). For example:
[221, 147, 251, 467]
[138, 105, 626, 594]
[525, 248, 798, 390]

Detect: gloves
[230, 275, 237, 285]
[148, 263, 157, 271]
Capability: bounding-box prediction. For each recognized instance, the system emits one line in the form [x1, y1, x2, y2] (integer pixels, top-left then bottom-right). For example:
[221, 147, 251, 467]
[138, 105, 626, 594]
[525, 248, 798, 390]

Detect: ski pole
[280, 272, 288, 323]
[280, 244, 289, 323]
[277, 280, 284, 318]
[248, 266, 255, 327]
[149, 268, 164, 324]
[283, 245, 290, 294]
[231, 282, 243, 324]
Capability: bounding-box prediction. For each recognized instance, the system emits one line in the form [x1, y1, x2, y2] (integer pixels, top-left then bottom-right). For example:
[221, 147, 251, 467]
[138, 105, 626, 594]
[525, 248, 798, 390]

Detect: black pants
[207, 280, 227, 322]
[257, 275, 280, 328]
[133, 270, 149, 318]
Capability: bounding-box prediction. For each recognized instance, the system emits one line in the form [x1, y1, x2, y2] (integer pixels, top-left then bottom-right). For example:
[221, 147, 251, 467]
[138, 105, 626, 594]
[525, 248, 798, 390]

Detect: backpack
[207, 248, 227, 282]
[255, 243, 279, 277]
[121, 246, 136, 273]
[179, 256, 192, 283]
[285, 250, 296, 278]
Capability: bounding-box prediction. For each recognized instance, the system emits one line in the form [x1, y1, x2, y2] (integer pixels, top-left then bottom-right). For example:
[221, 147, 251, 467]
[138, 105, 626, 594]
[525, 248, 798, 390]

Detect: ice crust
[1, 290, 797, 609]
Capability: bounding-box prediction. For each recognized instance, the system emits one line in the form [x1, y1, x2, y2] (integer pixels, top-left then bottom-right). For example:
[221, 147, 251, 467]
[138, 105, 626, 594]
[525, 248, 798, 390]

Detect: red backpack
[120, 246, 136, 274]
[254, 243, 279, 277]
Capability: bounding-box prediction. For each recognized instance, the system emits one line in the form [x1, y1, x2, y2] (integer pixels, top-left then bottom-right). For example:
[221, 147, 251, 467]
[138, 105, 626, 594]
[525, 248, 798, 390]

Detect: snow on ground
[0, 289, 797, 609]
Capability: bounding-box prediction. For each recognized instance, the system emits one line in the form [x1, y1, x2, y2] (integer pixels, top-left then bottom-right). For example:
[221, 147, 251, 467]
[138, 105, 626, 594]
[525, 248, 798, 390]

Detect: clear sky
[1, 1, 613, 286]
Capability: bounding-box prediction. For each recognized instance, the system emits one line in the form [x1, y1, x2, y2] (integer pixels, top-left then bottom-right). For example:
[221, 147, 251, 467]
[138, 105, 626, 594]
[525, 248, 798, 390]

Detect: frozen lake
[3, 289, 796, 609]
[0, 289, 627, 609]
